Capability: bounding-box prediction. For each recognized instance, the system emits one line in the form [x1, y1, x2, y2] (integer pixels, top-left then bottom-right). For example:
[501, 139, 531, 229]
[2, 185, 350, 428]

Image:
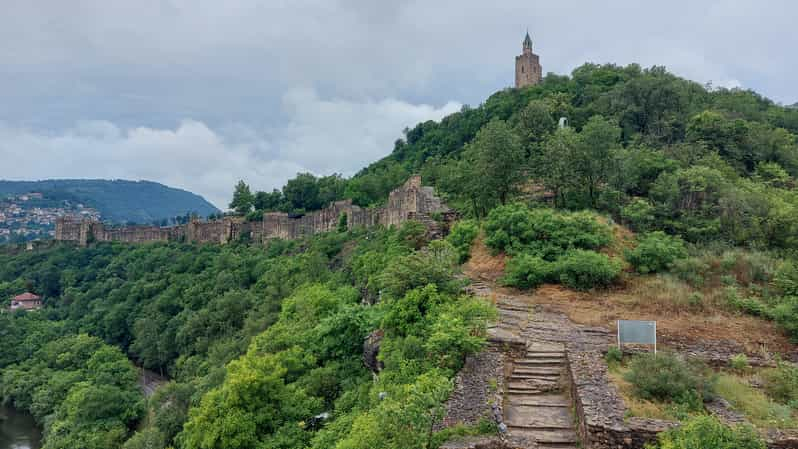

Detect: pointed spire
[523, 30, 532, 50]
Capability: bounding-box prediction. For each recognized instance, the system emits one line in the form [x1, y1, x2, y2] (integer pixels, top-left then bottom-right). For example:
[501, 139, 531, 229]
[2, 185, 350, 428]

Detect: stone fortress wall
[55, 176, 457, 246]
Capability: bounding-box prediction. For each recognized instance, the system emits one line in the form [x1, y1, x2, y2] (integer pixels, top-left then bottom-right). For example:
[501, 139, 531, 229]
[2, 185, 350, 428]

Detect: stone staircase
[505, 342, 579, 449]
[468, 279, 581, 449]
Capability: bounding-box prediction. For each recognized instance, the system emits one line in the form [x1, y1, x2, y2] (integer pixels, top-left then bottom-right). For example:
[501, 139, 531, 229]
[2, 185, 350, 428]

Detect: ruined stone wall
[260, 175, 453, 240]
[54, 217, 83, 242]
[567, 351, 676, 449]
[55, 176, 455, 246]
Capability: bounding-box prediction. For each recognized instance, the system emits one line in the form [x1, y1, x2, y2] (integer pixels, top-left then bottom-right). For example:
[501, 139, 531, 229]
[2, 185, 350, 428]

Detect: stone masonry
[515, 32, 542, 88]
[55, 176, 456, 246]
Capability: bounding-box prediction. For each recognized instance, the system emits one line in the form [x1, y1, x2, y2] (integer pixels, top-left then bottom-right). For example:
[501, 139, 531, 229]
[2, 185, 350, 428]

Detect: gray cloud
[1, 0, 796, 206]
[0, 88, 459, 207]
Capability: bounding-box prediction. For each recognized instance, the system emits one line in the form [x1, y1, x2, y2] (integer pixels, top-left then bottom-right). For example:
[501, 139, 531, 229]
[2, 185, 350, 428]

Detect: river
[0, 405, 41, 449]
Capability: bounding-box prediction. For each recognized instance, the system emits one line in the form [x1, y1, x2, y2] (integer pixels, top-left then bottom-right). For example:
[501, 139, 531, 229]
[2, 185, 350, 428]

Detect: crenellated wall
[55, 175, 456, 246]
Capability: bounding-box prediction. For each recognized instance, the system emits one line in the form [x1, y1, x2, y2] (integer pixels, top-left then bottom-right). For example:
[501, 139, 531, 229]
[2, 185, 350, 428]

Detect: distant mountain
[0, 179, 219, 224]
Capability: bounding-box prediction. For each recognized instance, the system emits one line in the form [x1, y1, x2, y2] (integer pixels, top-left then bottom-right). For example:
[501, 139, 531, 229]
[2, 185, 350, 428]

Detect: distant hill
[0, 179, 219, 224]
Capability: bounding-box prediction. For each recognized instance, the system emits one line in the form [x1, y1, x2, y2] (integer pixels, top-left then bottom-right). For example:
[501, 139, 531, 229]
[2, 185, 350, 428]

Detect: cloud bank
[1, 1, 796, 207]
[0, 89, 460, 208]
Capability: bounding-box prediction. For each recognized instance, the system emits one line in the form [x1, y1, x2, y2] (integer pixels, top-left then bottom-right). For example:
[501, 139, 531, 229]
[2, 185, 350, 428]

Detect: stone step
[507, 381, 560, 393]
[505, 404, 574, 428]
[526, 350, 565, 359]
[510, 375, 561, 383]
[506, 427, 579, 444]
[526, 342, 565, 352]
[512, 367, 562, 376]
[507, 387, 560, 397]
[506, 393, 571, 407]
[515, 359, 564, 367]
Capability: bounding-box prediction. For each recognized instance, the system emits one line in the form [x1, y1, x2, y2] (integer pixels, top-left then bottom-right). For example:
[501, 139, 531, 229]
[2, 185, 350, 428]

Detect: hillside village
[0, 192, 99, 243]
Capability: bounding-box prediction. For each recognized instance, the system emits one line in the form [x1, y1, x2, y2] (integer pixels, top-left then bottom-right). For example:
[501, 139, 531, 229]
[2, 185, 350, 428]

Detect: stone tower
[515, 31, 542, 88]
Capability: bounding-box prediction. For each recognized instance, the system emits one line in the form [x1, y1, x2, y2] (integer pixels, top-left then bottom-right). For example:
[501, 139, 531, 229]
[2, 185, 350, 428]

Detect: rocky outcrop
[362, 329, 384, 374]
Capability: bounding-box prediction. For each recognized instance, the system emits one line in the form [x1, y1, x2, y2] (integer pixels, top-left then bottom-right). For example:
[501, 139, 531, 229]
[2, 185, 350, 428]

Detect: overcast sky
[1, 0, 796, 208]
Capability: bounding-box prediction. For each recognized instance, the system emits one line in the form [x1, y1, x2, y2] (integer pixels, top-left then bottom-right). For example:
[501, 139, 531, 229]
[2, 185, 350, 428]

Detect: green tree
[538, 127, 579, 207]
[460, 119, 525, 215]
[574, 115, 621, 207]
[229, 180, 255, 215]
[283, 172, 322, 212]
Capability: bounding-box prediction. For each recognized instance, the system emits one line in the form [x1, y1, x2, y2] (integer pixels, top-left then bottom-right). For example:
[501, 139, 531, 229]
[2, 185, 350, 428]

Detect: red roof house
[10, 292, 42, 311]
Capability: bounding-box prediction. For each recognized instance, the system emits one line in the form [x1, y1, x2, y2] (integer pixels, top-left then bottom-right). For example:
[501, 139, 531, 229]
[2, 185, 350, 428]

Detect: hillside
[0, 179, 219, 224]
[2, 63, 798, 449]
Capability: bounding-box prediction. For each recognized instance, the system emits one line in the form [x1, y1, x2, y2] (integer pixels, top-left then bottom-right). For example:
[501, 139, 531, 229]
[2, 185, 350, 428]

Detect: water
[0, 405, 41, 449]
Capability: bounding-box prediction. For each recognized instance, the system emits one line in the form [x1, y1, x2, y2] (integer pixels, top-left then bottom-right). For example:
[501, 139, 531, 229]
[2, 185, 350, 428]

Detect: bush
[625, 231, 687, 274]
[775, 260, 798, 297]
[484, 204, 612, 257]
[621, 198, 656, 232]
[554, 250, 622, 291]
[624, 352, 715, 410]
[605, 346, 623, 365]
[501, 254, 555, 289]
[729, 354, 750, 373]
[446, 220, 480, 264]
[764, 361, 798, 407]
[648, 415, 765, 449]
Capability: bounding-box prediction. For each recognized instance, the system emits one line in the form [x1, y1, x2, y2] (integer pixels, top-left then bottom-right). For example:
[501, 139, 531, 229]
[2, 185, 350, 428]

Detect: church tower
[515, 31, 542, 88]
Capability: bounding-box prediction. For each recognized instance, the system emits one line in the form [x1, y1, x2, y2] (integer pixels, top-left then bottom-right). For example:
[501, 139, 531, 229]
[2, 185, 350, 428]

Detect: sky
[1, 0, 796, 208]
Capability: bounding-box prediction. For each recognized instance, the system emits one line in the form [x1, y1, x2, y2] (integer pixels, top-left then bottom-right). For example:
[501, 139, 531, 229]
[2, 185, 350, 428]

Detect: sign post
[617, 320, 657, 354]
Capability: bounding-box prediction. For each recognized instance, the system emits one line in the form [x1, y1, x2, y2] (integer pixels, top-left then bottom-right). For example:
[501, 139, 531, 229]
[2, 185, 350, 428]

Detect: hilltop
[0, 179, 219, 225]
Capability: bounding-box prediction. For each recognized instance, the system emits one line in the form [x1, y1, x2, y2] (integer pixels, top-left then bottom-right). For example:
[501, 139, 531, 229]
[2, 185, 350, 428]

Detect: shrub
[729, 354, 750, 373]
[764, 361, 798, 407]
[624, 352, 715, 409]
[605, 346, 623, 365]
[554, 250, 622, 291]
[620, 198, 656, 232]
[484, 204, 612, 257]
[625, 232, 687, 274]
[648, 415, 765, 449]
[501, 254, 555, 289]
[775, 260, 798, 297]
[446, 220, 480, 264]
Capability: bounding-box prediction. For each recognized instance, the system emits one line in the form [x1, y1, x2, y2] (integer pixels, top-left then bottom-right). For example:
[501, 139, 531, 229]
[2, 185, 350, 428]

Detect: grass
[610, 361, 798, 430]
[715, 372, 798, 430]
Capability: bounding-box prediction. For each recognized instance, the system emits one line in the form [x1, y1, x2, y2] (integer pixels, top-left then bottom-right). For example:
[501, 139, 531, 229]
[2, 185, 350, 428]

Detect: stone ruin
[55, 176, 457, 246]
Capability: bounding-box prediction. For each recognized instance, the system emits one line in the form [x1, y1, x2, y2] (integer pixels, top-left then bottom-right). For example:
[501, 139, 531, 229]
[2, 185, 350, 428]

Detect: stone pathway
[469, 280, 585, 449]
[505, 342, 579, 448]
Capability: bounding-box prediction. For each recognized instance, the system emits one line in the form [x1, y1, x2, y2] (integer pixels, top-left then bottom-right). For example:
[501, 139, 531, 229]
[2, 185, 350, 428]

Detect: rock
[363, 329, 384, 373]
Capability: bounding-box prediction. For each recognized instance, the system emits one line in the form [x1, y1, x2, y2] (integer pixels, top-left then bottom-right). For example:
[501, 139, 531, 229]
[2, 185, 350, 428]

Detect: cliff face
[55, 176, 456, 246]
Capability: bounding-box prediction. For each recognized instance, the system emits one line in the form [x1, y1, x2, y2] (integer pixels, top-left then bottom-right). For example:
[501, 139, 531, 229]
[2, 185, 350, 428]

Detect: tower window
[521, 66, 524, 73]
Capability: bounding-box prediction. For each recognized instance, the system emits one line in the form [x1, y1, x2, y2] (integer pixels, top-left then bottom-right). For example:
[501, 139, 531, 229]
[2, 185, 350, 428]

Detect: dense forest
[2, 63, 798, 449]
[0, 180, 219, 224]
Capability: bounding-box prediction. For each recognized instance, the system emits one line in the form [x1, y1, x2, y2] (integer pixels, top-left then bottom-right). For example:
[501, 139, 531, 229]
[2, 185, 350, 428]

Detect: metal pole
[617, 320, 621, 352]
